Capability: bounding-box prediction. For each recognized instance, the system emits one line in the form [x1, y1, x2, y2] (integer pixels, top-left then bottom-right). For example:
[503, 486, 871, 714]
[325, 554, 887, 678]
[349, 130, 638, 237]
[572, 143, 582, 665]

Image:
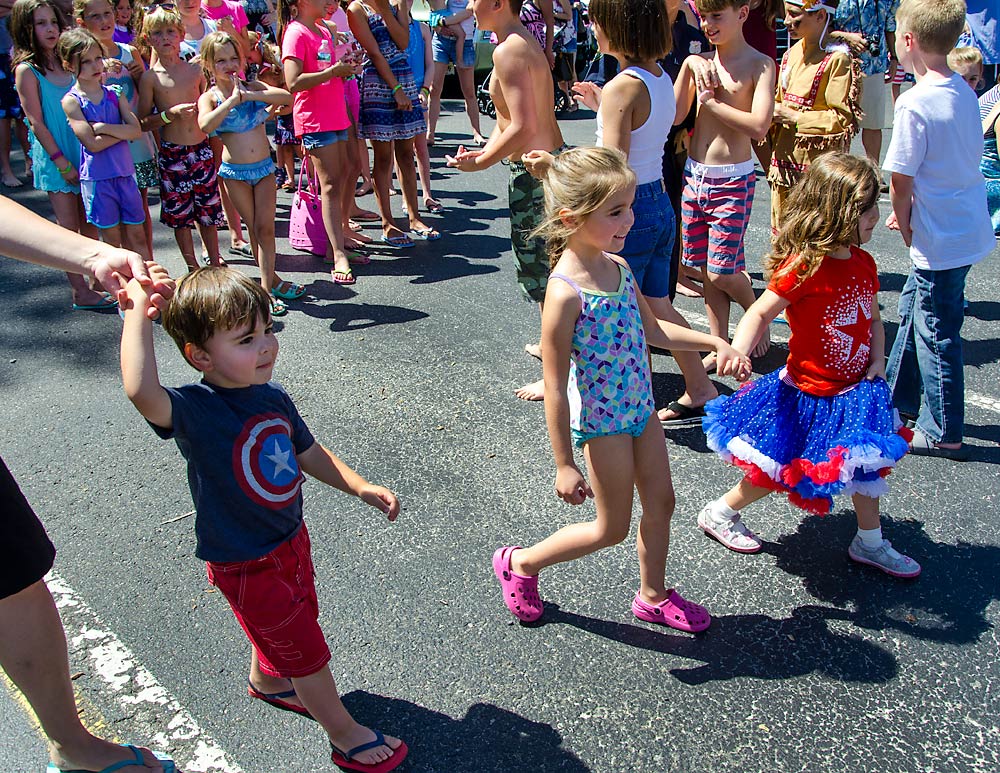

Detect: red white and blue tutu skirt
[703, 369, 913, 515]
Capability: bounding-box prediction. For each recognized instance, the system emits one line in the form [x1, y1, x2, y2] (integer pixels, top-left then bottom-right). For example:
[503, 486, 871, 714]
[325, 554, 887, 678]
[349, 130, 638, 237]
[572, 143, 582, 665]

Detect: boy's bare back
[491, 30, 563, 160]
[139, 59, 206, 145]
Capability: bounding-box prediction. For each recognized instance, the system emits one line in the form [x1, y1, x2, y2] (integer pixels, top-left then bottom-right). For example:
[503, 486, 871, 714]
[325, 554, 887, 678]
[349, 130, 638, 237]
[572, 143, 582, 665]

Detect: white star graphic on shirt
[264, 438, 295, 479]
[824, 289, 872, 371]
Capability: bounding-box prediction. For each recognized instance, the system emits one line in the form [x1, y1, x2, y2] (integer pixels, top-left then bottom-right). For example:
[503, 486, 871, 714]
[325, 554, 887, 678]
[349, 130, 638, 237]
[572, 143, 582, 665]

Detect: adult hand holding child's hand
[109, 261, 175, 320]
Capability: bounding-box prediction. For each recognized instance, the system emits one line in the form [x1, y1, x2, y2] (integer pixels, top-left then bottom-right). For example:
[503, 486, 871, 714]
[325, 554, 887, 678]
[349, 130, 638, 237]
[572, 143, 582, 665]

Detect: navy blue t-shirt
[150, 381, 316, 562]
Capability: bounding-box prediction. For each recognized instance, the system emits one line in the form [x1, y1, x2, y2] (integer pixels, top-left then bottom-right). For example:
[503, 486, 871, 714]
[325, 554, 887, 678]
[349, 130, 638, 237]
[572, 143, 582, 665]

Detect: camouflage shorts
[508, 163, 548, 303]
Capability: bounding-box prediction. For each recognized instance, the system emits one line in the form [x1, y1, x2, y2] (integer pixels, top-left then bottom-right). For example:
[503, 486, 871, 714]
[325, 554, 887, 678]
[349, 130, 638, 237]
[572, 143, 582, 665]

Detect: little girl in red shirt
[697, 152, 921, 579]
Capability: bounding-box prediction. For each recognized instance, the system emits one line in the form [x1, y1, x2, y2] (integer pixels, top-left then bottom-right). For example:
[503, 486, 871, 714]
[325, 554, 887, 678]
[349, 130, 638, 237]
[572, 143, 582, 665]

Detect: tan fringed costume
[767, 41, 862, 229]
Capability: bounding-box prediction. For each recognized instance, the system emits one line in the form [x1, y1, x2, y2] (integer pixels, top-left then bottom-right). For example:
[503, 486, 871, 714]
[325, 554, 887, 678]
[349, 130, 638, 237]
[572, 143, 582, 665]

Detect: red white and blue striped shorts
[681, 158, 756, 275]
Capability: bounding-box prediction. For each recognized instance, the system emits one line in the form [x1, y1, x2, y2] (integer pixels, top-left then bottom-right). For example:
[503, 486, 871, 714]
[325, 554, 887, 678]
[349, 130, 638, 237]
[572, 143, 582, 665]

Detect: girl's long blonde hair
[532, 146, 636, 268]
[765, 152, 880, 288]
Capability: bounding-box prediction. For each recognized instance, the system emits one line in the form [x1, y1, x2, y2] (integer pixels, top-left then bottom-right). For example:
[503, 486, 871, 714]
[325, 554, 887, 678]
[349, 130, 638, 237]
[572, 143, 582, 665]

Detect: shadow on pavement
[771, 512, 1000, 644]
[532, 602, 896, 687]
[341, 692, 592, 772]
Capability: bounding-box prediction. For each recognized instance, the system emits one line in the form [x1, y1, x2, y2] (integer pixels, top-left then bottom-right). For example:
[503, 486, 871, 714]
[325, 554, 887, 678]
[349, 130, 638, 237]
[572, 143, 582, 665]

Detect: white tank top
[596, 65, 676, 186]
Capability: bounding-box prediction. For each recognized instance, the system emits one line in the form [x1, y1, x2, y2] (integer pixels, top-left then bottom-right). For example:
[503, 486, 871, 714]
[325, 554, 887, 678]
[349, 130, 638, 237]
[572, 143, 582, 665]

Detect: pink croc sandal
[632, 589, 711, 633]
[492, 546, 543, 622]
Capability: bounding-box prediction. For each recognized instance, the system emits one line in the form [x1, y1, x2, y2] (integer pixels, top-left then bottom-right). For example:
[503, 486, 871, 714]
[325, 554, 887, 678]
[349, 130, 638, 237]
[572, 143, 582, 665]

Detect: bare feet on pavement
[524, 343, 542, 361]
[515, 378, 545, 401]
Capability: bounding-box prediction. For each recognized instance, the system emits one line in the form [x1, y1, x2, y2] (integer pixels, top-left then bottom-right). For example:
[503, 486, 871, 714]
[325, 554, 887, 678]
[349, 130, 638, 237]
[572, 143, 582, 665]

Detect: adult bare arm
[0, 196, 173, 318]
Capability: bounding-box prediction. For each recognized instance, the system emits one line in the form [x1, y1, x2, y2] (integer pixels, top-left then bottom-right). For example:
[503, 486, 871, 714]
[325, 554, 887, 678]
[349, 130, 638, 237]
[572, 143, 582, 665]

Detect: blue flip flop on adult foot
[379, 233, 415, 249]
[330, 731, 408, 773]
[46, 744, 176, 773]
[72, 292, 118, 312]
[248, 680, 315, 720]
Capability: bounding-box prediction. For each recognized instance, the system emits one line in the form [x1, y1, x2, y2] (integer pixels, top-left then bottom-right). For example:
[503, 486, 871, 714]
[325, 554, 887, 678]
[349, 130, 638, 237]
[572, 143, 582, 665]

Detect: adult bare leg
[455, 64, 485, 144]
[0, 579, 163, 772]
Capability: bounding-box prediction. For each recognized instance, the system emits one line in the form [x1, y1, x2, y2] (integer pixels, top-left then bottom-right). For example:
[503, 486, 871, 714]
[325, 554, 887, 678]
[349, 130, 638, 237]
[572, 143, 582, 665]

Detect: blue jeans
[886, 264, 970, 443]
[617, 179, 675, 299]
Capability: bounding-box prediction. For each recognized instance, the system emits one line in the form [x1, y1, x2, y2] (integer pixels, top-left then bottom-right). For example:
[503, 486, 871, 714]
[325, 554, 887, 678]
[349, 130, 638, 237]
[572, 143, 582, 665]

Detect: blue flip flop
[72, 293, 118, 312]
[379, 234, 415, 249]
[46, 744, 176, 773]
[247, 679, 315, 719]
[410, 227, 441, 241]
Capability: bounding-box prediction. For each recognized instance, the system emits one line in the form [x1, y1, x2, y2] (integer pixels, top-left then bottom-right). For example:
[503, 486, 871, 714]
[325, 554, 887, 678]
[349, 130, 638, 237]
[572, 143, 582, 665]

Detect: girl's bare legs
[455, 63, 485, 143]
[0, 117, 22, 186]
[631, 418, 675, 603]
[853, 494, 880, 531]
[309, 142, 351, 277]
[341, 125, 372, 246]
[48, 192, 109, 306]
[222, 177, 280, 295]
[210, 136, 246, 251]
[138, 187, 154, 259]
[721, 477, 772, 511]
[510, 430, 641, 579]
[0, 579, 163, 771]
[393, 137, 433, 234]
[412, 132, 439, 210]
[426, 61, 448, 144]
[371, 139, 407, 241]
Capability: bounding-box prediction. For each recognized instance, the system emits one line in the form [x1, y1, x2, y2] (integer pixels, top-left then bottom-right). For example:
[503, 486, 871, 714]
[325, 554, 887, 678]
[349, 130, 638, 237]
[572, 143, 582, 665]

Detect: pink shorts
[206, 523, 331, 678]
[681, 158, 756, 275]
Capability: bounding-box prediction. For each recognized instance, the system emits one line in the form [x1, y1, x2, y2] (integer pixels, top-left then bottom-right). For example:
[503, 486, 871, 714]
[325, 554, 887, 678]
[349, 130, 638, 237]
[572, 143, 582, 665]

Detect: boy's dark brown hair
[695, 0, 750, 14]
[589, 0, 672, 61]
[161, 268, 272, 366]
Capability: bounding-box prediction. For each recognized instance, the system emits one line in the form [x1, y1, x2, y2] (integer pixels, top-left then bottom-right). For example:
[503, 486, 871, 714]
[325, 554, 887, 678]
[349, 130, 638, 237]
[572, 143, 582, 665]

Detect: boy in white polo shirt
[882, 0, 994, 461]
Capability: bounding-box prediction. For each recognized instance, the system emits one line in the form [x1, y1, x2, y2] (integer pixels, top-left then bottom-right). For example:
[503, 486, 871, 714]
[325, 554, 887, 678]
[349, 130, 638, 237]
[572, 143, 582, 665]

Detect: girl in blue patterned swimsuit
[491, 147, 750, 633]
[198, 31, 303, 316]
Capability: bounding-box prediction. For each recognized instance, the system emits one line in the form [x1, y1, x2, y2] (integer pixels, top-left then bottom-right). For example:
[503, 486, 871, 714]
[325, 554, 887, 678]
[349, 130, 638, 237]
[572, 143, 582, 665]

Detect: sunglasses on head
[143, 2, 176, 11]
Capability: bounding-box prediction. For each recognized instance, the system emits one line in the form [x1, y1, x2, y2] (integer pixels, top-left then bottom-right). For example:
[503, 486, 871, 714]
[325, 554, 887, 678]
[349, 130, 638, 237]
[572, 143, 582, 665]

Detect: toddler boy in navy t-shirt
[120, 266, 409, 771]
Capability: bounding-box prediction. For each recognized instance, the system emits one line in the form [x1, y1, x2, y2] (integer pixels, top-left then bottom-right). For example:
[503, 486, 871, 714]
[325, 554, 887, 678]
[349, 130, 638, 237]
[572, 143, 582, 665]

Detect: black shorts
[1, 454, 56, 599]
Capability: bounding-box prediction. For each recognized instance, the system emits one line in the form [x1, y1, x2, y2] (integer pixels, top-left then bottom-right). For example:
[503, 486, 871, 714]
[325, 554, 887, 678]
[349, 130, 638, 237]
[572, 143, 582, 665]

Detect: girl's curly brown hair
[765, 152, 880, 288]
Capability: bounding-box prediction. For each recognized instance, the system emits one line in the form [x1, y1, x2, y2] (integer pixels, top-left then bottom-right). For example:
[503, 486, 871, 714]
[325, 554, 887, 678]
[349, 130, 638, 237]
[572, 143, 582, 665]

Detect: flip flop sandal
[229, 244, 253, 258]
[355, 182, 374, 197]
[272, 281, 306, 300]
[632, 589, 711, 633]
[324, 250, 366, 264]
[379, 234, 415, 248]
[410, 227, 441, 241]
[351, 210, 380, 221]
[72, 295, 119, 311]
[330, 732, 408, 773]
[47, 744, 178, 773]
[492, 546, 543, 622]
[248, 681, 314, 720]
[348, 252, 372, 265]
[270, 296, 288, 316]
[425, 200, 444, 213]
[332, 269, 356, 285]
[658, 400, 707, 429]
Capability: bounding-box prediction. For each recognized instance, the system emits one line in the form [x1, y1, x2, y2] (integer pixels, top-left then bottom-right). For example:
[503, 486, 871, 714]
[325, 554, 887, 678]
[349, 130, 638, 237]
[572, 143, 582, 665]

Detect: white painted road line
[46, 571, 244, 773]
[680, 309, 1000, 415]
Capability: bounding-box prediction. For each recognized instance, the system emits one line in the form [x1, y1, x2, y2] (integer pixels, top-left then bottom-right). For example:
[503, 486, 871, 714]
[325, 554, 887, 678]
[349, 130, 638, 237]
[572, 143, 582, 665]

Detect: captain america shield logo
[232, 414, 304, 509]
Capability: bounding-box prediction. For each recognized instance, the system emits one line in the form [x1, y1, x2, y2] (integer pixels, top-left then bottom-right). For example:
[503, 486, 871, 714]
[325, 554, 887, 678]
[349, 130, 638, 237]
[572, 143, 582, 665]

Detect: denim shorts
[218, 157, 276, 185]
[618, 179, 676, 299]
[300, 129, 349, 150]
[432, 34, 475, 67]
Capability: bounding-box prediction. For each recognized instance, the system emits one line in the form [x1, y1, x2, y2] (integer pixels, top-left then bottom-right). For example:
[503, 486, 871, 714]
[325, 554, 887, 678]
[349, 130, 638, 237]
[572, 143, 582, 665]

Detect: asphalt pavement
[1, 102, 998, 773]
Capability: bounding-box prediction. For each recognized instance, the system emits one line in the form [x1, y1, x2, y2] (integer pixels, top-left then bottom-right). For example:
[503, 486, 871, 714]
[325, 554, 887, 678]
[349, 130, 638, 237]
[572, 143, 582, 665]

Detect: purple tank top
[71, 85, 135, 181]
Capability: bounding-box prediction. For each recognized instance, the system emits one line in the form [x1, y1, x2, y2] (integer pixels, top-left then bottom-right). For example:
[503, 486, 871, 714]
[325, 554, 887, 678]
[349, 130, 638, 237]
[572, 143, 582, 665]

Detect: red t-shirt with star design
[768, 246, 878, 397]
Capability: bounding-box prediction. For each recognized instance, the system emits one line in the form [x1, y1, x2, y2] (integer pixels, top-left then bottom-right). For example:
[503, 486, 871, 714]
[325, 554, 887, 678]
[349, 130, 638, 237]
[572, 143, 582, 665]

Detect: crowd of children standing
[0, 0, 997, 770]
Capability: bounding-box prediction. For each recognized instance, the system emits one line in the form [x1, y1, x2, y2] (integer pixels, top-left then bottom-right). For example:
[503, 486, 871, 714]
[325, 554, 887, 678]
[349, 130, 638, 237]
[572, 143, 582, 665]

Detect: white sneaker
[697, 504, 762, 554]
